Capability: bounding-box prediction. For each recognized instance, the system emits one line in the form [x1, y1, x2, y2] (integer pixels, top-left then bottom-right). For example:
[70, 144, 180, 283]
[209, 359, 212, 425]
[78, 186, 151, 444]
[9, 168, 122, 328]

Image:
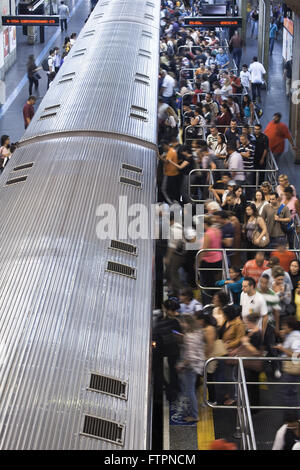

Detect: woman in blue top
[215, 266, 244, 305]
[241, 94, 255, 126]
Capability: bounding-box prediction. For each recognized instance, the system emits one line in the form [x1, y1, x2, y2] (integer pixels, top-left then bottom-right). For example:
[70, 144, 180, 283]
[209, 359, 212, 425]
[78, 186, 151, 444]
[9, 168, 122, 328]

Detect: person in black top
[289, 259, 300, 305]
[253, 124, 269, 184]
[272, 411, 300, 449]
[170, 144, 194, 205]
[153, 298, 183, 402]
[26, 55, 41, 96]
[242, 313, 263, 411]
[224, 119, 242, 149]
[237, 134, 255, 199]
[284, 57, 292, 97]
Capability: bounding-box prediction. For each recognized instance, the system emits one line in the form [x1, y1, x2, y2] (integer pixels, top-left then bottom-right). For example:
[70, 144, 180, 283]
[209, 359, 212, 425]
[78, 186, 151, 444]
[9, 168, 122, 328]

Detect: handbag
[33, 72, 41, 80]
[252, 218, 270, 247]
[226, 344, 264, 372]
[282, 359, 300, 376]
[207, 339, 228, 373]
[252, 229, 270, 247]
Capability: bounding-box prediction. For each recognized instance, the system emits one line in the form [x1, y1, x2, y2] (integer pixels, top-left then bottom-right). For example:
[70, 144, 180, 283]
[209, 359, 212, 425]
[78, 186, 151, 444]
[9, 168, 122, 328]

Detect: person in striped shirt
[242, 252, 269, 285]
[237, 134, 255, 199]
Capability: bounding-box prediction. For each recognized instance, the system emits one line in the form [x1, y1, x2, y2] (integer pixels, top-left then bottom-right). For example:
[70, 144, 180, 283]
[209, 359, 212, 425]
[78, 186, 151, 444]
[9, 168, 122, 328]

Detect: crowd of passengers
[154, 1, 300, 429]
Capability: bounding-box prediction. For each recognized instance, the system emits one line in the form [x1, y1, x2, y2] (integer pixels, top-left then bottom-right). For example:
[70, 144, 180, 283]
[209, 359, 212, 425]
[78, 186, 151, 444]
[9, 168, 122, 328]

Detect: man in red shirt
[271, 243, 296, 272]
[264, 113, 296, 161]
[242, 251, 268, 285]
[23, 95, 36, 129]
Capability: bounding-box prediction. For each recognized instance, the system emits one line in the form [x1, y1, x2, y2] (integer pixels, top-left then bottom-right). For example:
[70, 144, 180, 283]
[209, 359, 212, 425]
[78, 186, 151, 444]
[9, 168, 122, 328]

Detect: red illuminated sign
[2, 15, 60, 26]
[184, 16, 242, 27]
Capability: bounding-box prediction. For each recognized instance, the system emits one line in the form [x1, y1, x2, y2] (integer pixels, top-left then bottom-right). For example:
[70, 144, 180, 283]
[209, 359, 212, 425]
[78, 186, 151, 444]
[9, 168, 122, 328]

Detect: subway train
[0, 0, 159, 449]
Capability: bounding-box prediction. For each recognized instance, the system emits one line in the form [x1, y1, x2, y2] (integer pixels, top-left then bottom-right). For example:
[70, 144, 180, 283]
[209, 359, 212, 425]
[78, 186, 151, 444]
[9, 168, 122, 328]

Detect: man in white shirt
[249, 56, 266, 103]
[227, 144, 245, 184]
[240, 64, 251, 95]
[58, 1, 69, 32]
[179, 287, 202, 314]
[240, 277, 268, 334]
[160, 70, 176, 106]
[47, 49, 55, 89]
[206, 126, 220, 151]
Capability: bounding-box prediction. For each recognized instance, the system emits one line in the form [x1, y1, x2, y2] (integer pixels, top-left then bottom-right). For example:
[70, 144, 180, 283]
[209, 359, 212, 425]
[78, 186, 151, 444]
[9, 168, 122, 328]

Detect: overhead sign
[2, 15, 59, 26]
[184, 16, 242, 27]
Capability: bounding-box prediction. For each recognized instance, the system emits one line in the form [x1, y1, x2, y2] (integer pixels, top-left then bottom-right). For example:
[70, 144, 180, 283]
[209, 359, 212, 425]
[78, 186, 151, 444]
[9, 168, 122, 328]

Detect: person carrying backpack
[42, 49, 56, 89]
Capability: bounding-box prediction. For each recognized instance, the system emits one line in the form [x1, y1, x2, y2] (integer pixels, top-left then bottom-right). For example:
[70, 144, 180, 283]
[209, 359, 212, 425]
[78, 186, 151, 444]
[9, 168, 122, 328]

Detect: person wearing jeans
[269, 19, 278, 56]
[177, 316, 205, 422]
[274, 316, 300, 415]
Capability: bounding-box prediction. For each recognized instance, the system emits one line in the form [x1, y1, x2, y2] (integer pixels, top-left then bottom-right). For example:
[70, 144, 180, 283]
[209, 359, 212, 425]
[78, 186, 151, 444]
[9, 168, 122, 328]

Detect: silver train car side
[0, 0, 159, 450]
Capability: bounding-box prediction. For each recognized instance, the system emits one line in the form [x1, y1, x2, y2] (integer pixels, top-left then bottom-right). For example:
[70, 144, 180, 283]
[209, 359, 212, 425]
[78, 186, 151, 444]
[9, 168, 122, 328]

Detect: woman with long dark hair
[241, 94, 255, 126]
[214, 103, 232, 133]
[243, 203, 268, 259]
[26, 55, 41, 96]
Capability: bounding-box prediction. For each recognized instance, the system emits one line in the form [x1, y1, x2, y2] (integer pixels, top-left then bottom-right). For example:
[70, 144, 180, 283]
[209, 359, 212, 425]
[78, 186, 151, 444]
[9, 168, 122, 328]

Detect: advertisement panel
[283, 20, 293, 61]
[8, 26, 16, 52]
[0, 32, 4, 69]
[3, 28, 9, 58]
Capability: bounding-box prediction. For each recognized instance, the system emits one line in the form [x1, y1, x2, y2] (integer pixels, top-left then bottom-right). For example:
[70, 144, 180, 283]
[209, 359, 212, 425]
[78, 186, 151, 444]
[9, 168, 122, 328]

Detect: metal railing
[184, 124, 246, 142]
[195, 248, 233, 304]
[189, 167, 215, 203]
[203, 356, 300, 450]
[188, 161, 279, 203]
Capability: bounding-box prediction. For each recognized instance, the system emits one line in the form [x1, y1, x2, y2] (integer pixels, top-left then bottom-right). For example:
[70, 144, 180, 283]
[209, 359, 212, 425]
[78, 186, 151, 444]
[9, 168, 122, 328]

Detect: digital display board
[184, 16, 242, 27]
[201, 5, 227, 16]
[2, 15, 59, 26]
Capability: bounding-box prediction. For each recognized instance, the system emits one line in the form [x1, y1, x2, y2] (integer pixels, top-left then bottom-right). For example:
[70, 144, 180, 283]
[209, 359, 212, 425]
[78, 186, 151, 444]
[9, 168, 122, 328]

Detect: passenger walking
[199, 215, 223, 306]
[53, 47, 61, 74]
[23, 95, 36, 129]
[58, 1, 69, 32]
[250, 7, 259, 39]
[153, 298, 183, 402]
[26, 55, 41, 96]
[284, 57, 293, 97]
[261, 191, 292, 248]
[229, 30, 243, 70]
[264, 113, 296, 162]
[46, 49, 56, 89]
[274, 316, 300, 413]
[269, 19, 278, 56]
[241, 314, 264, 410]
[249, 57, 266, 103]
[177, 315, 205, 422]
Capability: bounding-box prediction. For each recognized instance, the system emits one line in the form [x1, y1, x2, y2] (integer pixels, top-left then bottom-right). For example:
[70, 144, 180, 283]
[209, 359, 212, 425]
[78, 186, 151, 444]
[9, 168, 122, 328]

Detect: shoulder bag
[226, 344, 264, 372]
[252, 217, 270, 247]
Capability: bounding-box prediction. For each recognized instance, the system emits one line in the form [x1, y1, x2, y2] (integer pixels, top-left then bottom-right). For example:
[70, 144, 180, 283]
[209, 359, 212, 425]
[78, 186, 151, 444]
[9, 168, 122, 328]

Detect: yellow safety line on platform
[197, 387, 215, 450]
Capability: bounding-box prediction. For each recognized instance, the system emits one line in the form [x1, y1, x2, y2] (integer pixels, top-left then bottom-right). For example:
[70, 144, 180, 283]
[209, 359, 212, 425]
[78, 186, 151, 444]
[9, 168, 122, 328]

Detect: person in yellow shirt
[159, 139, 181, 204]
[294, 280, 300, 321]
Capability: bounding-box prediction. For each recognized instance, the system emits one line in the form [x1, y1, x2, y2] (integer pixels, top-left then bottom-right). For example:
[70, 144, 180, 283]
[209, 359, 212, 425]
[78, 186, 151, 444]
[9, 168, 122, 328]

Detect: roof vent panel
[81, 415, 125, 446]
[119, 176, 142, 189]
[106, 261, 136, 279]
[88, 373, 128, 399]
[109, 240, 138, 256]
[121, 163, 143, 174]
[13, 163, 34, 172]
[39, 112, 57, 120]
[5, 176, 27, 186]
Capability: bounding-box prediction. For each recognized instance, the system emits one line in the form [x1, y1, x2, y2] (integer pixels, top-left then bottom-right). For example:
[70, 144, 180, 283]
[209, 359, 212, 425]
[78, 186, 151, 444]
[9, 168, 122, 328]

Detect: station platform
[0, 0, 90, 143]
